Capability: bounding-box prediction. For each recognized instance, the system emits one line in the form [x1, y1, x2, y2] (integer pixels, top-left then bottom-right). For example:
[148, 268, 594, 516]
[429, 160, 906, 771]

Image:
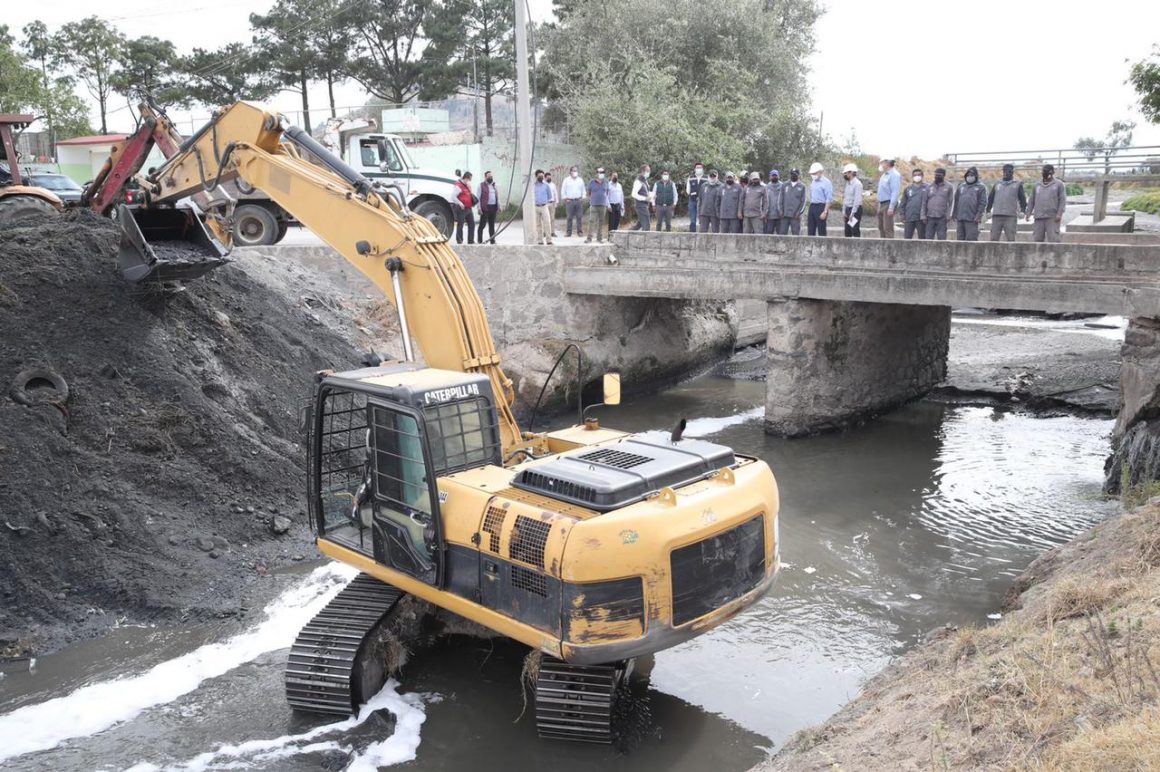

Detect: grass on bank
[1121, 191, 1160, 215]
[779, 500, 1160, 771]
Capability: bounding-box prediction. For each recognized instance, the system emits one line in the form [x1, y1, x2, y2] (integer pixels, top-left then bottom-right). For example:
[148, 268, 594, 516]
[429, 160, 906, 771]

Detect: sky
[6, 0, 1160, 158]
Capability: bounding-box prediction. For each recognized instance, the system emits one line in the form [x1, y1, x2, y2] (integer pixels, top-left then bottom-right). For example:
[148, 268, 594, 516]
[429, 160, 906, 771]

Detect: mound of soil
[0, 211, 393, 655]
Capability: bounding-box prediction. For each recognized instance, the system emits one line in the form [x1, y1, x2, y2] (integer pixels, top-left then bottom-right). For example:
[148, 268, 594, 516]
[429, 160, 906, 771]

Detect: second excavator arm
[134, 102, 523, 453]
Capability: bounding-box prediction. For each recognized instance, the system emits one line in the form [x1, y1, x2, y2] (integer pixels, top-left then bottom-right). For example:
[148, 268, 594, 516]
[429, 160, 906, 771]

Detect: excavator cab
[307, 364, 502, 589]
[116, 203, 230, 284]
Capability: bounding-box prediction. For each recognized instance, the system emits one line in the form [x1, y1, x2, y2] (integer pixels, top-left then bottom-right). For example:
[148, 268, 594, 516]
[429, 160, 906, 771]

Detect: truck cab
[229, 129, 458, 247]
[348, 133, 457, 239]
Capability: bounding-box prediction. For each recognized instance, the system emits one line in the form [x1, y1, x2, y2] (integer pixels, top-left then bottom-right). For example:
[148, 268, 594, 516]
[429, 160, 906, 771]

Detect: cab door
[367, 400, 442, 587]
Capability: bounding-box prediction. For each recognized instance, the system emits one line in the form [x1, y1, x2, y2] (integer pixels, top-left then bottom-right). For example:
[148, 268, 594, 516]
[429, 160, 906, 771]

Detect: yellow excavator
[118, 101, 781, 743]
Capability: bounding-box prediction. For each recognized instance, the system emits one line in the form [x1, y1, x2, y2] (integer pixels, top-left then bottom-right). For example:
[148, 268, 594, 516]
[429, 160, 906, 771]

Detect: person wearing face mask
[561, 165, 586, 238]
[687, 163, 706, 232]
[1026, 164, 1067, 243]
[921, 168, 954, 240]
[741, 172, 767, 234]
[841, 163, 863, 237]
[533, 169, 554, 245]
[875, 159, 901, 238]
[987, 163, 1027, 242]
[476, 170, 499, 245]
[900, 169, 929, 239]
[654, 170, 678, 231]
[585, 167, 611, 243]
[952, 166, 987, 242]
[698, 170, 723, 233]
[718, 172, 743, 233]
[764, 170, 784, 234]
[806, 162, 833, 236]
[544, 171, 559, 237]
[607, 172, 625, 232]
[452, 171, 476, 245]
[779, 169, 806, 235]
[631, 164, 653, 231]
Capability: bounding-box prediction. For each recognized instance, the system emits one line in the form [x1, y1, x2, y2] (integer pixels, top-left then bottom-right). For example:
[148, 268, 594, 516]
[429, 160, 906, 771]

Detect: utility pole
[514, 0, 536, 243]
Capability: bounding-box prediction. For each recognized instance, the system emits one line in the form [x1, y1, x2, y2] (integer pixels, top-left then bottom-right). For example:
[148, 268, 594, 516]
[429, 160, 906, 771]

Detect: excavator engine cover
[511, 432, 736, 511]
[117, 203, 230, 284]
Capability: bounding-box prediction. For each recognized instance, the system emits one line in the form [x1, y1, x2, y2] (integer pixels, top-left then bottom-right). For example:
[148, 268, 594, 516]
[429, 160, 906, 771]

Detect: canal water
[0, 362, 1117, 771]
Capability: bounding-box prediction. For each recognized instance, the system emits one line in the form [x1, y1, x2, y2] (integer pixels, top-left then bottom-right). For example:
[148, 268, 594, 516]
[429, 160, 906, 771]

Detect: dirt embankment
[0, 211, 397, 657]
[760, 500, 1160, 771]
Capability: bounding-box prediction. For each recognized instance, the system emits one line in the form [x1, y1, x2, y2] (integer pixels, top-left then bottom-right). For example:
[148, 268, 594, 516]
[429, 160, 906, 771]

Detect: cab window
[422, 397, 501, 475]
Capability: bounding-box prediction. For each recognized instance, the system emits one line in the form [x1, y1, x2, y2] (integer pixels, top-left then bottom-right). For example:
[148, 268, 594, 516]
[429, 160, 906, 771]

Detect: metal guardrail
[947, 146, 1160, 179]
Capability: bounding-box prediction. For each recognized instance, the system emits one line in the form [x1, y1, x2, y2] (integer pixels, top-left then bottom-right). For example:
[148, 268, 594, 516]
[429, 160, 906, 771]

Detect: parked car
[28, 173, 84, 205]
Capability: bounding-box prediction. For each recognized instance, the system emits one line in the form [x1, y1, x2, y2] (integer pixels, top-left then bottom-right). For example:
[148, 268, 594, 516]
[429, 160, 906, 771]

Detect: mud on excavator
[116, 101, 781, 743]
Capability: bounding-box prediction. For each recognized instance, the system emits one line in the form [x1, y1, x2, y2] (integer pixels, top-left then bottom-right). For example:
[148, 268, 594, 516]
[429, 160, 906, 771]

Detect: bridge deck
[563, 232, 1160, 317]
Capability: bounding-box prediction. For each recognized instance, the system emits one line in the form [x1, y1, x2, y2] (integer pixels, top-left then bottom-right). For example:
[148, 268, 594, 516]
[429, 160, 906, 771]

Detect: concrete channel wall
[243, 243, 743, 417]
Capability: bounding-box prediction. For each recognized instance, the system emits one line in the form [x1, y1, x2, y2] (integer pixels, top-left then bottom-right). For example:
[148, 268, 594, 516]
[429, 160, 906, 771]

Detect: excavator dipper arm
[136, 102, 522, 453]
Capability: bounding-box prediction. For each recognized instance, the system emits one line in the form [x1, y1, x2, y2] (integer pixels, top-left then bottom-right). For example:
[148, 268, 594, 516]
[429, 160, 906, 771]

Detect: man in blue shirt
[533, 169, 554, 245]
[807, 162, 833, 236]
[585, 167, 611, 243]
[875, 159, 901, 238]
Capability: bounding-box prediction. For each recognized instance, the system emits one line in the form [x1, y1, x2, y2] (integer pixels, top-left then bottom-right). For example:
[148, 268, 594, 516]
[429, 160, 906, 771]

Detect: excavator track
[285, 573, 404, 716]
[534, 657, 626, 743]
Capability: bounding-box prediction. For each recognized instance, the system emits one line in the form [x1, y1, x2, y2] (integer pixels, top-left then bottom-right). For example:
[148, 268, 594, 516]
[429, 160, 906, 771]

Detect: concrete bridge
[561, 231, 1160, 442]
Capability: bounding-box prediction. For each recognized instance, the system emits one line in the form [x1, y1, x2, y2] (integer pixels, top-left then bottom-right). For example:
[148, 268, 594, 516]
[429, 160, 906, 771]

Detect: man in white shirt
[631, 164, 653, 231]
[560, 165, 586, 238]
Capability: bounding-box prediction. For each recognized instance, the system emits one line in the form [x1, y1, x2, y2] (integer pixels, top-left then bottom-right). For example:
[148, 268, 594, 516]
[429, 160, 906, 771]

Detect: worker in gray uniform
[899, 169, 928, 239]
[764, 170, 784, 234]
[922, 168, 954, 240]
[741, 172, 767, 233]
[779, 169, 806, 235]
[1026, 164, 1067, 243]
[698, 170, 723, 233]
[719, 172, 743, 233]
[987, 163, 1027, 242]
[952, 166, 987, 241]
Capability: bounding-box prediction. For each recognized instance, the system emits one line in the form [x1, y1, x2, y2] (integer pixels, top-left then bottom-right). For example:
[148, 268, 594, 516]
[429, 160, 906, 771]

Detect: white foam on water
[0, 562, 358, 764]
[682, 407, 764, 438]
[908, 594, 923, 600]
[123, 680, 427, 772]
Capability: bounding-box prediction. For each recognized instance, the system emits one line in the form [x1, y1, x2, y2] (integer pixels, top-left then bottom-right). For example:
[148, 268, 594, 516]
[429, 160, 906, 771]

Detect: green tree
[1075, 120, 1136, 172]
[172, 43, 279, 107]
[0, 25, 41, 114]
[1129, 44, 1160, 124]
[112, 36, 183, 106]
[345, 0, 429, 105]
[53, 17, 125, 134]
[251, 2, 317, 131]
[541, 0, 824, 175]
[420, 0, 514, 136]
[305, 0, 356, 119]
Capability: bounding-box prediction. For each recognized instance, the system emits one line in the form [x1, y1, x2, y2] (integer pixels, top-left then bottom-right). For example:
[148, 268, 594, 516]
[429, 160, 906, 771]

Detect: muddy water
[0, 366, 1117, 771]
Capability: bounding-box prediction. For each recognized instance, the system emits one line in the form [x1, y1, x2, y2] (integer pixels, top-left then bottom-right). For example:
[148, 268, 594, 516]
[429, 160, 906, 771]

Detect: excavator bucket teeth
[116, 204, 230, 284]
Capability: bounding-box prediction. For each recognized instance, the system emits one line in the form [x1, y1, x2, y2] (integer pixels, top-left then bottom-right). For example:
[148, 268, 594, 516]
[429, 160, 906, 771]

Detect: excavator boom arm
[141, 102, 522, 452]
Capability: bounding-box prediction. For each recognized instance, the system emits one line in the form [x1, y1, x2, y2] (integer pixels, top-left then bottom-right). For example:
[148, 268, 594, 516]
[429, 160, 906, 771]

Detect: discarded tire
[9, 367, 69, 406]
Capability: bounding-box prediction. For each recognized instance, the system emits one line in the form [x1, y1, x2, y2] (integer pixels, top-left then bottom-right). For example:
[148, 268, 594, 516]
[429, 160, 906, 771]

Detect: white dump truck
[231, 119, 459, 245]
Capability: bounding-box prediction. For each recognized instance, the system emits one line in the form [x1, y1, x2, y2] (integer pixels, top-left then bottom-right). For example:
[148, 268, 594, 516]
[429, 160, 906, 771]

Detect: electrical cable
[527, 343, 584, 433]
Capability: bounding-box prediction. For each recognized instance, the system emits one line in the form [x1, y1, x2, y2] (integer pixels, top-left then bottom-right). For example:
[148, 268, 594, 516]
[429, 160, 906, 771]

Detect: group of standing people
[874, 160, 1068, 243]
[470, 158, 1070, 247]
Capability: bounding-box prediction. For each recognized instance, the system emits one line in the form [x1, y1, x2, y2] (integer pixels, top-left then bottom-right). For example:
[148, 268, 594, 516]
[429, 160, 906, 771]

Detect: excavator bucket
[116, 204, 231, 284]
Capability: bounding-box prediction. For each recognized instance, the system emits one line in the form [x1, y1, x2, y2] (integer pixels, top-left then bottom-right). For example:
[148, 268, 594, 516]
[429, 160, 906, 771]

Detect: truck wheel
[0, 195, 59, 229]
[413, 200, 453, 238]
[232, 204, 280, 246]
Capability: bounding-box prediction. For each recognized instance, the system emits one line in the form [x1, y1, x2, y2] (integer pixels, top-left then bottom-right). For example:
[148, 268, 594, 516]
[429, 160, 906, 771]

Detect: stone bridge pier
[764, 299, 950, 436]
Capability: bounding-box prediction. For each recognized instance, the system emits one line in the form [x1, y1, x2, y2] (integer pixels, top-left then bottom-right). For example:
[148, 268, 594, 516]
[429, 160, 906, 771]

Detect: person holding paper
[841, 163, 863, 238]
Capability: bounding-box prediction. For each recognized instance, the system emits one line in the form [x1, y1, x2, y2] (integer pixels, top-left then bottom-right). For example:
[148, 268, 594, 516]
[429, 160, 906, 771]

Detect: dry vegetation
[765, 502, 1160, 771]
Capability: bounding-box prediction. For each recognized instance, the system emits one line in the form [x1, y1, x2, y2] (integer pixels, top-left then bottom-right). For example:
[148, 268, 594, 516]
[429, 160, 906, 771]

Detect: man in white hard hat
[841, 163, 863, 238]
[807, 161, 833, 236]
